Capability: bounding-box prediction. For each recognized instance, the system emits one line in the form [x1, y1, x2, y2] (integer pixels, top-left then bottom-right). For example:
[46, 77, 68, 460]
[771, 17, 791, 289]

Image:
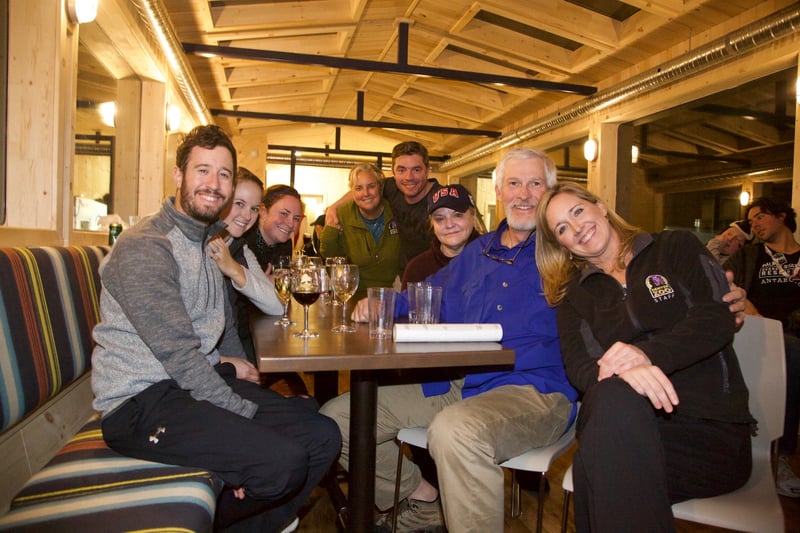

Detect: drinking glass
[325, 256, 347, 306]
[331, 264, 359, 333]
[290, 261, 322, 338]
[273, 255, 295, 326]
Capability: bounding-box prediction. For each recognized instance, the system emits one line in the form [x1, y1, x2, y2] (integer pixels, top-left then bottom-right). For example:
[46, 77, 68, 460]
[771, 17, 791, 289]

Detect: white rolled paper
[393, 323, 503, 343]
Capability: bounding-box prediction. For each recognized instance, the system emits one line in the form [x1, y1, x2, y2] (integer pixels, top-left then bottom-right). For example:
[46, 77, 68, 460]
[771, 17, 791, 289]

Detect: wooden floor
[295, 445, 800, 533]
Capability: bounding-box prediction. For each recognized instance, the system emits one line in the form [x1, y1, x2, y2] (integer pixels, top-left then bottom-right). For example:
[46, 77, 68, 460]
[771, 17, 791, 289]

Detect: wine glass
[325, 256, 347, 306]
[331, 264, 359, 333]
[305, 256, 328, 304]
[272, 268, 295, 327]
[290, 261, 322, 338]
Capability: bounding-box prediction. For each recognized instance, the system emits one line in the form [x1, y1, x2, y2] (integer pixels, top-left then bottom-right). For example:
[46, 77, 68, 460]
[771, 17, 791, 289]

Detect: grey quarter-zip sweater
[92, 197, 257, 419]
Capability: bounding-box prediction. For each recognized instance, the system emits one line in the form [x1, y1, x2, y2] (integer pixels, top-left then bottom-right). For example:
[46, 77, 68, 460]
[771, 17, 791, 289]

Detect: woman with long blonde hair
[535, 181, 754, 532]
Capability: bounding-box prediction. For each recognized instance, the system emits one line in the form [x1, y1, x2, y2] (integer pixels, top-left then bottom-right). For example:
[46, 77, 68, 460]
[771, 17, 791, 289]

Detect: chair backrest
[732, 316, 786, 447]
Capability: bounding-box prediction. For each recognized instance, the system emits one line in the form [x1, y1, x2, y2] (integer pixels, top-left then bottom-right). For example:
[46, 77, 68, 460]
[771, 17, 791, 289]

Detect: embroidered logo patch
[645, 274, 675, 302]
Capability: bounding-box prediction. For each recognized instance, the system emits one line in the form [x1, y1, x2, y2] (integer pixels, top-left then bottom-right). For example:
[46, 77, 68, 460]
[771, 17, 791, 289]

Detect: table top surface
[252, 299, 515, 373]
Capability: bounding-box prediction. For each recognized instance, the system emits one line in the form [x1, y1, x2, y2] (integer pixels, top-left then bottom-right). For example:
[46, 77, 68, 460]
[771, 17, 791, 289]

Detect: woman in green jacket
[321, 163, 401, 300]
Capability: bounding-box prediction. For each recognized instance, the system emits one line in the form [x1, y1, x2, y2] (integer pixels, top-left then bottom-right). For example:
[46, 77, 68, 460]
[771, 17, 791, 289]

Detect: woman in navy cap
[401, 183, 483, 288]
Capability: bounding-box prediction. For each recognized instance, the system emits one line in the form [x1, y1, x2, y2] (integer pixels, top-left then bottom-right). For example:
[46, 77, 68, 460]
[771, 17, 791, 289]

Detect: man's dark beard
[179, 183, 225, 224]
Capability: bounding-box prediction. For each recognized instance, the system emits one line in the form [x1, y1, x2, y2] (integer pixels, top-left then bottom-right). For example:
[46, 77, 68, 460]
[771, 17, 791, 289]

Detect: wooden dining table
[251, 300, 515, 533]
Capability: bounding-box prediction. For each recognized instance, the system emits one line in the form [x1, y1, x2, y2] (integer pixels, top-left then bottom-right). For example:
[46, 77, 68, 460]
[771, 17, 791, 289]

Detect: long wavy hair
[535, 182, 642, 306]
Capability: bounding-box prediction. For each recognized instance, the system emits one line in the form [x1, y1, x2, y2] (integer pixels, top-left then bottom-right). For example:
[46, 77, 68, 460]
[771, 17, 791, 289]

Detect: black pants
[102, 363, 342, 533]
[573, 378, 751, 533]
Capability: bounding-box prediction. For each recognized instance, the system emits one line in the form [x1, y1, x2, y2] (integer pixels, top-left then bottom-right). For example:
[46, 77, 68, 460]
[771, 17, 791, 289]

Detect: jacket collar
[163, 197, 226, 245]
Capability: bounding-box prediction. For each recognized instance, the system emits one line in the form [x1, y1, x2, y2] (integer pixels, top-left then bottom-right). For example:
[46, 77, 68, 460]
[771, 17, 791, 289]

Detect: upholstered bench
[0, 246, 222, 531]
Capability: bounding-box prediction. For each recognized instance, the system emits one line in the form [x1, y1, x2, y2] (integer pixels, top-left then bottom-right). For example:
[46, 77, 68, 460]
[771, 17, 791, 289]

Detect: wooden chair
[561, 316, 786, 533]
[393, 416, 577, 533]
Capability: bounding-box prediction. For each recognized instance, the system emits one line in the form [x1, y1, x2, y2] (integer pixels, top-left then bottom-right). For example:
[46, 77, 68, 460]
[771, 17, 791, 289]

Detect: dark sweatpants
[573, 378, 752, 533]
[101, 363, 341, 533]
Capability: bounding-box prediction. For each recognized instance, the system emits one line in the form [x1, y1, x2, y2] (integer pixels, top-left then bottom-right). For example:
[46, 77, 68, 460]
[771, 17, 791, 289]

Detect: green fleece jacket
[320, 199, 401, 299]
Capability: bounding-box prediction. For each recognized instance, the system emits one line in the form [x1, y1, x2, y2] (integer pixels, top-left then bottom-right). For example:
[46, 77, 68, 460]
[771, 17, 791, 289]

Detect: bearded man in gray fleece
[91, 125, 340, 533]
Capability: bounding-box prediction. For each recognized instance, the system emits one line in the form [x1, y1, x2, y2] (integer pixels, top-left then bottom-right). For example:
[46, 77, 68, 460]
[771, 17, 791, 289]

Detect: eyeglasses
[481, 229, 534, 265]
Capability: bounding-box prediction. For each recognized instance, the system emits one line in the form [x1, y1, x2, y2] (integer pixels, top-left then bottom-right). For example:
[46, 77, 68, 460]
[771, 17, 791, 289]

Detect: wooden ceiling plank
[478, 0, 620, 51]
[622, 0, 706, 19]
[713, 115, 784, 146]
[210, 1, 355, 28]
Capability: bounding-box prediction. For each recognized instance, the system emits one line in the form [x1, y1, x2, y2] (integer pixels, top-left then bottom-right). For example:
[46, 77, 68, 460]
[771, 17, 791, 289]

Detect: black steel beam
[210, 108, 501, 137]
[268, 143, 450, 162]
[184, 42, 597, 95]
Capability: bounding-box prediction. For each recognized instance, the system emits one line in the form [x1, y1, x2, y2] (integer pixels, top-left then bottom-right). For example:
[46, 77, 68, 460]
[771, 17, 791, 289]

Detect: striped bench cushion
[0, 246, 108, 431]
[0, 418, 222, 532]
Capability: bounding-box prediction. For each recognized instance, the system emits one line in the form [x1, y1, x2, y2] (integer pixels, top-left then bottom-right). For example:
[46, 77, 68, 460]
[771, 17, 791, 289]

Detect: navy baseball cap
[427, 184, 476, 214]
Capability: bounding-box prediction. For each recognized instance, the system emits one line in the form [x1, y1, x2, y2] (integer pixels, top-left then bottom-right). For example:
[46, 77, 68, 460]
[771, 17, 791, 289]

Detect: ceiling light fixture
[584, 139, 598, 162]
[740, 191, 751, 206]
[166, 104, 182, 132]
[98, 101, 115, 128]
[66, 0, 98, 24]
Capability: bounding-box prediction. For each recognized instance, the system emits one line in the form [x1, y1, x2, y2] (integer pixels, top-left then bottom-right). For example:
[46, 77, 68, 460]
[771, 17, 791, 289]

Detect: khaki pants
[319, 379, 572, 532]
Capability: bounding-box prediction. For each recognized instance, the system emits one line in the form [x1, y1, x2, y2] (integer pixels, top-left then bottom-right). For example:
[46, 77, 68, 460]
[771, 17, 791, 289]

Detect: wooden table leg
[348, 370, 377, 533]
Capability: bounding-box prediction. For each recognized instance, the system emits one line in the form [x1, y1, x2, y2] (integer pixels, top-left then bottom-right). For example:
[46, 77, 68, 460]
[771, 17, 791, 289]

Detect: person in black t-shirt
[724, 196, 800, 497]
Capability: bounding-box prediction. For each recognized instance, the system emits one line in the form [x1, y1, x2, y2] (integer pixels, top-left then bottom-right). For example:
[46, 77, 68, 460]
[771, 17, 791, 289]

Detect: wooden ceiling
[78, 0, 797, 182]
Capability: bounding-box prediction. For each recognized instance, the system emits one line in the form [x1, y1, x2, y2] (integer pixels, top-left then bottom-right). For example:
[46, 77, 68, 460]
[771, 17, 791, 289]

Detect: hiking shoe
[375, 497, 444, 532]
[278, 516, 299, 533]
[777, 455, 800, 497]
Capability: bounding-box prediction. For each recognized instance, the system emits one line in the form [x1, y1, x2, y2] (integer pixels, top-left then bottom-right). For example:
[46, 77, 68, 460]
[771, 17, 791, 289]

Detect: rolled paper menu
[393, 323, 503, 343]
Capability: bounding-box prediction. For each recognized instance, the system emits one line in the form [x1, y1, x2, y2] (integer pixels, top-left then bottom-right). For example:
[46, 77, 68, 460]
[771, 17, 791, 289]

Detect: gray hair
[493, 147, 557, 189]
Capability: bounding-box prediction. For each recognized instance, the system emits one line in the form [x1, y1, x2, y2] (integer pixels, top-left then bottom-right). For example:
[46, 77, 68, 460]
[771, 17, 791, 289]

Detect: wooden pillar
[6, 0, 75, 240]
[115, 77, 166, 221]
[586, 122, 631, 213]
[237, 134, 268, 181]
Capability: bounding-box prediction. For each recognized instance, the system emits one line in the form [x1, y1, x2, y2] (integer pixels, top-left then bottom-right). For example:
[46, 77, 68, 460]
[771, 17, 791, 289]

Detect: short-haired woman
[321, 163, 401, 300]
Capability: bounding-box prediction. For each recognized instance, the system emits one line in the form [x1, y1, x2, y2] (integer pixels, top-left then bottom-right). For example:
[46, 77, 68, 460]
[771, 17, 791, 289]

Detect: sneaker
[375, 497, 444, 532]
[278, 516, 299, 533]
[777, 455, 800, 497]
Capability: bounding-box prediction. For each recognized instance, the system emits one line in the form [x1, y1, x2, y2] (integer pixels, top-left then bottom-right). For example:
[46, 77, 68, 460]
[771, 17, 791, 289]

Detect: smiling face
[352, 170, 383, 217]
[173, 145, 234, 224]
[222, 180, 262, 238]
[258, 195, 303, 246]
[545, 191, 615, 266]
[431, 207, 475, 257]
[497, 157, 548, 236]
[392, 153, 430, 202]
